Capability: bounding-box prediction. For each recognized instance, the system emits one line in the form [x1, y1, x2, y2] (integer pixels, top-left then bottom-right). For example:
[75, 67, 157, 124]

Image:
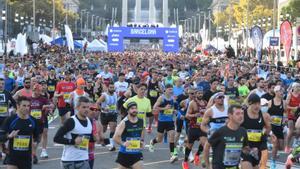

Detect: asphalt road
[0, 117, 299, 169]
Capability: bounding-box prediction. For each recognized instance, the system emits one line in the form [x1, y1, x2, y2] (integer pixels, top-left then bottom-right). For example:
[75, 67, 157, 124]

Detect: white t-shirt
[114, 81, 129, 97]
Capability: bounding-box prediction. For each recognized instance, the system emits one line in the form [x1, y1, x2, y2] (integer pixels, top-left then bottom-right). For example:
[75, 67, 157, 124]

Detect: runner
[113, 102, 144, 169]
[54, 70, 76, 124]
[30, 84, 53, 163]
[123, 83, 152, 129]
[13, 77, 32, 100]
[203, 105, 249, 169]
[54, 96, 93, 169]
[70, 78, 90, 114]
[146, 70, 162, 133]
[182, 88, 207, 169]
[96, 82, 118, 151]
[149, 84, 178, 163]
[0, 97, 39, 169]
[201, 92, 228, 137]
[47, 68, 57, 100]
[286, 83, 300, 153]
[267, 85, 286, 169]
[240, 93, 271, 169]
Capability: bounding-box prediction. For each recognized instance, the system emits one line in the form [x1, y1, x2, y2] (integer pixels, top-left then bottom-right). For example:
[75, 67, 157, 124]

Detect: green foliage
[281, 0, 300, 23]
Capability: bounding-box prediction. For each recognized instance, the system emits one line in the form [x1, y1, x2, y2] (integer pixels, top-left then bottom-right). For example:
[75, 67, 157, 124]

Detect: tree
[281, 0, 300, 23]
[213, 0, 273, 29]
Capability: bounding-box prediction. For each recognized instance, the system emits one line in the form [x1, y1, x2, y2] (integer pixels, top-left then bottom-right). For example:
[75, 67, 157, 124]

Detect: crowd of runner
[1, 47, 300, 169]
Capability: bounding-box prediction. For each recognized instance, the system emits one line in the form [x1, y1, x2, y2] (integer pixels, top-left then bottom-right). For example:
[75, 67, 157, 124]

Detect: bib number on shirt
[63, 93, 71, 102]
[48, 86, 55, 92]
[13, 135, 30, 151]
[271, 116, 283, 126]
[31, 109, 42, 119]
[149, 90, 158, 97]
[108, 105, 117, 113]
[223, 143, 242, 167]
[77, 136, 90, 151]
[0, 106, 8, 114]
[247, 130, 262, 142]
[196, 117, 203, 124]
[164, 109, 173, 115]
[126, 138, 141, 152]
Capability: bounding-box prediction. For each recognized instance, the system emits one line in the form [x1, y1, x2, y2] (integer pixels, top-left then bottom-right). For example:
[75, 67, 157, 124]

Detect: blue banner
[269, 37, 279, 46]
[108, 27, 179, 52]
[251, 26, 263, 62]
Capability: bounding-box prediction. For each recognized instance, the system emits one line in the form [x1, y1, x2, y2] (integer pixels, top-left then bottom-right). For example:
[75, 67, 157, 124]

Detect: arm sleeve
[0, 117, 10, 142]
[33, 118, 39, 142]
[53, 118, 75, 145]
[7, 92, 16, 109]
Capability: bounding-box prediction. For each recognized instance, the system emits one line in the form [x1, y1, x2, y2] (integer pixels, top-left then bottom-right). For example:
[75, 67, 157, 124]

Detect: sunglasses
[25, 82, 31, 84]
[216, 96, 225, 99]
[188, 92, 195, 95]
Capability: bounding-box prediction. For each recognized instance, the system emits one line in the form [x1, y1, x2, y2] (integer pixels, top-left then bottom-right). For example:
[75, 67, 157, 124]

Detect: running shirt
[225, 87, 239, 105]
[147, 80, 160, 100]
[47, 77, 57, 94]
[119, 117, 143, 154]
[60, 115, 93, 161]
[268, 99, 284, 127]
[0, 114, 39, 157]
[287, 93, 300, 120]
[209, 105, 228, 135]
[208, 125, 248, 169]
[158, 95, 175, 122]
[238, 85, 250, 97]
[19, 88, 32, 99]
[241, 110, 265, 148]
[114, 81, 129, 97]
[101, 93, 118, 114]
[30, 97, 50, 123]
[189, 99, 207, 129]
[0, 91, 16, 117]
[56, 81, 76, 108]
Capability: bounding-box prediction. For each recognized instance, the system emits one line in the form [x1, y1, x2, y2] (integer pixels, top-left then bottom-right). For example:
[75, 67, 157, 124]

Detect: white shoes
[40, 149, 48, 158]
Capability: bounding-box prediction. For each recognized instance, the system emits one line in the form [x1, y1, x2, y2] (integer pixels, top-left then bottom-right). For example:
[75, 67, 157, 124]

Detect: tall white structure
[122, 0, 169, 26]
[122, 0, 128, 26]
[135, 0, 142, 23]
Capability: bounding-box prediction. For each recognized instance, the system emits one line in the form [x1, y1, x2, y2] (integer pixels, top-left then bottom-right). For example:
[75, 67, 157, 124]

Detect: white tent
[87, 39, 107, 52]
[98, 39, 107, 46]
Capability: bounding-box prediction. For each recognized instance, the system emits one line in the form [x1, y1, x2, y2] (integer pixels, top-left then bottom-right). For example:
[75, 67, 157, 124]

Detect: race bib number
[77, 136, 90, 151]
[164, 109, 173, 115]
[137, 112, 145, 119]
[196, 117, 203, 124]
[13, 135, 30, 151]
[63, 93, 71, 103]
[48, 86, 55, 92]
[149, 90, 158, 97]
[126, 138, 141, 152]
[228, 99, 238, 105]
[31, 109, 42, 119]
[271, 116, 282, 126]
[108, 105, 117, 113]
[0, 106, 8, 114]
[223, 143, 242, 166]
[247, 130, 262, 142]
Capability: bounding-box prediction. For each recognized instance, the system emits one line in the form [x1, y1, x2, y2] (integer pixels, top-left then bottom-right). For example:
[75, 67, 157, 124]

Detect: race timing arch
[107, 27, 179, 52]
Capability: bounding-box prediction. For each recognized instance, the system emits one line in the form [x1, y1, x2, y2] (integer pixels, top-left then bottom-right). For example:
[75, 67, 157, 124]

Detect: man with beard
[13, 77, 32, 100]
[113, 102, 144, 169]
[182, 89, 207, 169]
[96, 82, 118, 151]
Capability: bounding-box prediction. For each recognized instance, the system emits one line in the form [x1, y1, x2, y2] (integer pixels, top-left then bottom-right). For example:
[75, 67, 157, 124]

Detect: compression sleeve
[53, 118, 75, 145]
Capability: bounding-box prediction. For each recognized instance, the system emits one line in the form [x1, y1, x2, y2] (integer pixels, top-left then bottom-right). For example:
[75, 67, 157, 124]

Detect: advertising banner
[251, 26, 263, 62]
[280, 20, 293, 63]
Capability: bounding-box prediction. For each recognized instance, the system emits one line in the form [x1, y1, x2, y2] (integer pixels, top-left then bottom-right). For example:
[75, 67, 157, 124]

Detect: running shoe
[32, 155, 38, 164]
[149, 140, 154, 152]
[188, 151, 194, 163]
[270, 159, 276, 169]
[146, 127, 152, 133]
[285, 154, 294, 169]
[109, 146, 116, 151]
[170, 153, 178, 163]
[182, 161, 189, 169]
[40, 149, 48, 158]
[193, 153, 200, 166]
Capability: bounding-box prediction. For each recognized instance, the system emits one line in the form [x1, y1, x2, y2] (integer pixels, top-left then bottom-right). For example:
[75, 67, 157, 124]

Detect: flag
[280, 20, 293, 63]
[64, 25, 74, 52]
